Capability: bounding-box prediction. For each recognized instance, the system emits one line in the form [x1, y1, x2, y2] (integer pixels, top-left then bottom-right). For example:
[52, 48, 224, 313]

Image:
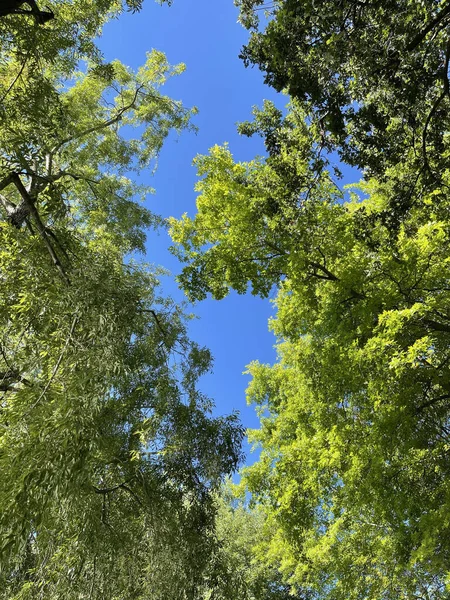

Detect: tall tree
[199, 488, 295, 600]
[170, 102, 450, 599]
[236, 0, 450, 221]
[0, 42, 243, 600]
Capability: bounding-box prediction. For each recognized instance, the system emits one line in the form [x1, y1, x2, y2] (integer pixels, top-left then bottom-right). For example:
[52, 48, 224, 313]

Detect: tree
[0, 0, 172, 70]
[0, 0, 173, 172]
[170, 101, 340, 301]
[236, 0, 450, 220]
[199, 487, 295, 600]
[0, 45, 244, 600]
[169, 101, 450, 598]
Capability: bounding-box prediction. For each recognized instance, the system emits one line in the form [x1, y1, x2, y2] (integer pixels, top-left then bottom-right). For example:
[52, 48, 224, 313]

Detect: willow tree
[0, 31, 243, 600]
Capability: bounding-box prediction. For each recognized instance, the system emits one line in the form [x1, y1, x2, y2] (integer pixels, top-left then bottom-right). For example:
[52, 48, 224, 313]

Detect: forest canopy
[2, 1, 450, 599]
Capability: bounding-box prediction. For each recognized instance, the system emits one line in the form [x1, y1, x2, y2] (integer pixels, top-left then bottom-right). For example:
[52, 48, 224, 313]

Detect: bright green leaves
[198, 491, 293, 600]
[170, 95, 450, 598]
[0, 215, 245, 597]
[0, 49, 195, 260]
[171, 144, 283, 299]
[243, 203, 450, 596]
[170, 102, 342, 301]
[0, 6, 244, 599]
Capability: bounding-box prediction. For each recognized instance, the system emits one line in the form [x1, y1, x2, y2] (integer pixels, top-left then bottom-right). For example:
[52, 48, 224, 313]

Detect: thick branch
[422, 318, 450, 333]
[417, 393, 450, 412]
[12, 173, 70, 284]
[0, 173, 16, 192]
[406, 1, 450, 52]
[309, 260, 339, 281]
[0, 192, 17, 215]
[0, 370, 33, 391]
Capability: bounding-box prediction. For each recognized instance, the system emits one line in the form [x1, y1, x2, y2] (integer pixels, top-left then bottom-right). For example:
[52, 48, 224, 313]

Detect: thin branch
[140, 309, 167, 337]
[120, 483, 143, 506]
[0, 50, 31, 104]
[421, 39, 450, 182]
[422, 91, 445, 180]
[89, 556, 96, 600]
[93, 480, 143, 506]
[28, 315, 78, 412]
[45, 152, 53, 177]
[93, 482, 126, 495]
[51, 85, 143, 154]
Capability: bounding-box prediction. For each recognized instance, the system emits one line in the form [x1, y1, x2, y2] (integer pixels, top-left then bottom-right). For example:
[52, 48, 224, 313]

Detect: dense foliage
[0, 4, 245, 599]
[237, 0, 450, 171]
[0, 0, 171, 70]
[3, 0, 450, 598]
[202, 489, 294, 600]
[170, 1, 450, 592]
[236, 0, 450, 228]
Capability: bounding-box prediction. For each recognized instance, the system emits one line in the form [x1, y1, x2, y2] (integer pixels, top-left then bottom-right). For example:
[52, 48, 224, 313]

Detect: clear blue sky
[98, 0, 360, 464]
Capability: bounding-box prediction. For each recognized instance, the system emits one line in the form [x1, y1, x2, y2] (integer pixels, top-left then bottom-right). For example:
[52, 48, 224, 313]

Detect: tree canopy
[170, 95, 450, 598]
[236, 0, 450, 224]
[0, 6, 245, 599]
[0, 0, 171, 70]
[3, 0, 450, 598]
[237, 0, 449, 165]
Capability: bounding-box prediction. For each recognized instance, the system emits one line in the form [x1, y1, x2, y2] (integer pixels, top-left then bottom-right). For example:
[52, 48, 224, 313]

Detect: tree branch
[28, 315, 79, 412]
[93, 480, 143, 505]
[422, 318, 450, 333]
[417, 393, 450, 413]
[140, 309, 167, 337]
[51, 85, 144, 154]
[11, 173, 70, 284]
[406, 1, 450, 52]
[309, 260, 339, 281]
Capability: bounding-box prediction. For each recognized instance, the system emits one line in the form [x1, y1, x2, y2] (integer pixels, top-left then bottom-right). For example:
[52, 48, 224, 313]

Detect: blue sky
[98, 0, 359, 464]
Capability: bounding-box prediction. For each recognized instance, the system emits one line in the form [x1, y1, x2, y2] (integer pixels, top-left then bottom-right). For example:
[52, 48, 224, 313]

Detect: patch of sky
[96, 0, 361, 469]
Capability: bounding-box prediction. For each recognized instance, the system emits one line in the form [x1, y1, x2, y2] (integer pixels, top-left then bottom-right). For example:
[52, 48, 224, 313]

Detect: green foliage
[200, 489, 294, 600]
[0, 49, 195, 255]
[170, 100, 450, 598]
[0, 230, 243, 598]
[0, 9, 245, 599]
[236, 0, 450, 222]
[0, 0, 173, 72]
[170, 101, 340, 301]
